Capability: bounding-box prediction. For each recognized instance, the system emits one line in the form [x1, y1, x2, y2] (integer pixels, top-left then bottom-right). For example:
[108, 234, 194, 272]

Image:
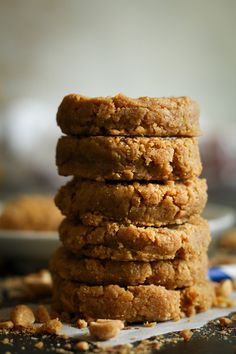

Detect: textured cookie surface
[52, 274, 215, 322]
[55, 178, 207, 227]
[59, 216, 210, 261]
[56, 136, 202, 181]
[50, 247, 208, 288]
[0, 195, 63, 231]
[57, 94, 201, 137]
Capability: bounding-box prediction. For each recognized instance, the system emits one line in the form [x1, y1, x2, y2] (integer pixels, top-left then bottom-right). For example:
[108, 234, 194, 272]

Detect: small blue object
[208, 265, 236, 282]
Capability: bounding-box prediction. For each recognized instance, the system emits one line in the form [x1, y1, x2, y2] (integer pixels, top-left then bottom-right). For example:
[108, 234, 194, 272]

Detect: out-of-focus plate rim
[203, 203, 235, 236]
[0, 202, 234, 240]
[0, 229, 58, 240]
[0, 202, 234, 261]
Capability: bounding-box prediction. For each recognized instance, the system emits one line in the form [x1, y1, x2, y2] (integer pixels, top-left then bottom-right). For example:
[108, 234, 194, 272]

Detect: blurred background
[0, 0, 236, 205]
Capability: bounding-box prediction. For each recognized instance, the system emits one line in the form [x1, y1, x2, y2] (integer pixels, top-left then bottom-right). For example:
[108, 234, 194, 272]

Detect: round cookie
[56, 136, 202, 181]
[52, 274, 215, 322]
[59, 217, 210, 261]
[55, 178, 207, 227]
[57, 94, 201, 137]
[0, 195, 63, 231]
[50, 247, 208, 288]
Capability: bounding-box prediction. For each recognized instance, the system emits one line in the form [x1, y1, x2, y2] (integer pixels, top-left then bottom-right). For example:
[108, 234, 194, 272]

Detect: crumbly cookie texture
[56, 136, 202, 181]
[55, 178, 207, 227]
[0, 195, 63, 231]
[56, 94, 201, 137]
[52, 274, 215, 322]
[59, 216, 210, 261]
[50, 247, 208, 288]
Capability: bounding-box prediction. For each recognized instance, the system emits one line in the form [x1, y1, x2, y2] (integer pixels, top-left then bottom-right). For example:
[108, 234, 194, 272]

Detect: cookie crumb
[64, 343, 72, 350]
[89, 319, 124, 341]
[74, 341, 89, 351]
[179, 329, 193, 341]
[215, 280, 233, 297]
[0, 321, 14, 330]
[35, 304, 51, 323]
[34, 341, 44, 349]
[1, 338, 11, 345]
[38, 318, 62, 335]
[214, 296, 234, 308]
[10, 305, 35, 328]
[144, 321, 156, 327]
[76, 319, 87, 329]
[219, 317, 232, 327]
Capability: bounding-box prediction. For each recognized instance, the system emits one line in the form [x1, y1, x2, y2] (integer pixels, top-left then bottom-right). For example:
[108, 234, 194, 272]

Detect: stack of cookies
[51, 94, 215, 322]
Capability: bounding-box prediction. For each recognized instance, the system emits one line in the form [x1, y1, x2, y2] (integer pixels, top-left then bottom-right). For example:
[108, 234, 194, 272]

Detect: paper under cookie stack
[51, 94, 215, 322]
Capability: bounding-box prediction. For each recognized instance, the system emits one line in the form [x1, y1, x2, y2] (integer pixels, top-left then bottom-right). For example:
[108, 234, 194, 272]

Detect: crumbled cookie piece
[215, 280, 233, 297]
[10, 305, 35, 328]
[1, 337, 11, 345]
[74, 341, 89, 351]
[179, 329, 193, 341]
[0, 321, 14, 330]
[38, 319, 62, 335]
[34, 341, 44, 349]
[0, 270, 52, 301]
[219, 317, 232, 327]
[76, 319, 87, 329]
[35, 304, 51, 323]
[144, 322, 156, 327]
[89, 319, 124, 340]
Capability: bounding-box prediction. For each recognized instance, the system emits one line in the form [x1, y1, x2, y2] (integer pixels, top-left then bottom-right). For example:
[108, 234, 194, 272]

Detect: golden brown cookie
[0, 195, 63, 231]
[50, 247, 208, 288]
[55, 178, 207, 227]
[57, 94, 201, 137]
[56, 136, 202, 181]
[52, 274, 215, 322]
[59, 216, 210, 261]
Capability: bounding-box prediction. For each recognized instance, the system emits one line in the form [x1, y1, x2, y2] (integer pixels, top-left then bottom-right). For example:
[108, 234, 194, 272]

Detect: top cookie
[57, 94, 201, 137]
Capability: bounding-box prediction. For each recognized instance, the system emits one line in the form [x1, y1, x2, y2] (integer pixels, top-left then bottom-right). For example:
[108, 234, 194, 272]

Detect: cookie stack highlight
[51, 94, 215, 322]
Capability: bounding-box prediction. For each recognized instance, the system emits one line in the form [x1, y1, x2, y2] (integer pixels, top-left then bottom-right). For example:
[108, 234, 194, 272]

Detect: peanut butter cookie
[59, 216, 210, 261]
[56, 136, 202, 181]
[50, 247, 208, 288]
[55, 178, 207, 227]
[57, 94, 200, 137]
[0, 195, 63, 231]
[52, 274, 215, 322]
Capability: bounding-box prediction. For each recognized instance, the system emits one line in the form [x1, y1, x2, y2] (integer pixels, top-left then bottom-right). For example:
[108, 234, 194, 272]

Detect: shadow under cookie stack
[51, 94, 215, 322]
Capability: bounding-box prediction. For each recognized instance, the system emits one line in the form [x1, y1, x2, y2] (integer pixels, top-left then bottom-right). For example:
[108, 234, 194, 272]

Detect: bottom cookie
[52, 274, 215, 322]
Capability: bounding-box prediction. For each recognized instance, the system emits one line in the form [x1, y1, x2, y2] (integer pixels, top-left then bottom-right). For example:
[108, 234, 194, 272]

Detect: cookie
[57, 94, 201, 137]
[52, 274, 215, 322]
[56, 136, 202, 181]
[55, 178, 207, 227]
[59, 216, 210, 261]
[50, 247, 208, 288]
[0, 195, 63, 231]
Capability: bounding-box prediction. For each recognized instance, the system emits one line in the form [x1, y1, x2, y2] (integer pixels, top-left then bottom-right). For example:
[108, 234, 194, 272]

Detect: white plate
[0, 203, 235, 261]
[0, 229, 59, 261]
[203, 203, 235, 237]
